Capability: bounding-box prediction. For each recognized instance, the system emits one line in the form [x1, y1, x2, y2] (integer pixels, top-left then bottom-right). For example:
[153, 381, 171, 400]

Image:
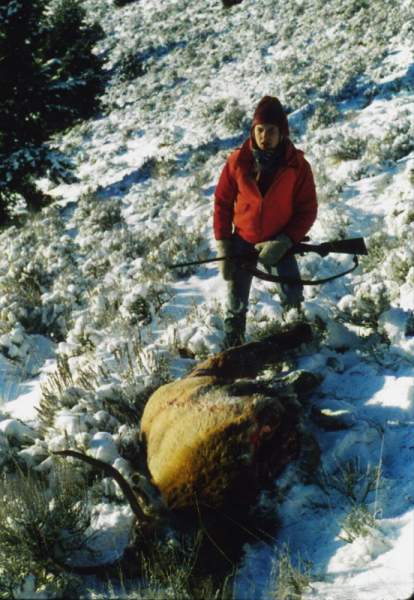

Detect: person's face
[254, 123, 280, 150]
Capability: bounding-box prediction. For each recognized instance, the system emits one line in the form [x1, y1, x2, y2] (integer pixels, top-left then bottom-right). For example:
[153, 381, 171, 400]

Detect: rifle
[168, 237, 368, 286]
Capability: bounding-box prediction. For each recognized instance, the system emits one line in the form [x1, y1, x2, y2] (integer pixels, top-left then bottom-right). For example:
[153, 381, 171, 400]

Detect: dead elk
[52, 323, 330, 579]
[140, 322, 319, 510]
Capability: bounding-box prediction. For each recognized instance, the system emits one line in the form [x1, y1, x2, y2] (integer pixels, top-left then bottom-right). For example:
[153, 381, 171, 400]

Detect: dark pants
[223, 234, 304, 347]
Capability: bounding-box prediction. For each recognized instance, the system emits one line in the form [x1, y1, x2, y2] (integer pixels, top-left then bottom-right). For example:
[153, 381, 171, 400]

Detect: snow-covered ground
[1, 0, 413, 597]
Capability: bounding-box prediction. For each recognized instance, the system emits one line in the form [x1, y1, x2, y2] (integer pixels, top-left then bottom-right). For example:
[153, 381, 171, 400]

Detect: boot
[222, 312, 246, 349]
[222, 330, 245, 350]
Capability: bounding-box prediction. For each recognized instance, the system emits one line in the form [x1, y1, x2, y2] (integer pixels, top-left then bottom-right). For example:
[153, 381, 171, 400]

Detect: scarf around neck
[252, 140, 286, 174]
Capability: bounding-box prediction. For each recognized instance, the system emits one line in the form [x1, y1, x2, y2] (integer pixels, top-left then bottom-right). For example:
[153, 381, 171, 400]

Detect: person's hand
[216, 239, 236, 281]
[254, 233, 292, 267]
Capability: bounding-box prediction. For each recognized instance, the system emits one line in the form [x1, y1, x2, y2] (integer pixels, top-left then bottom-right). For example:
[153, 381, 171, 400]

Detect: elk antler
[53, 450, 154, 522]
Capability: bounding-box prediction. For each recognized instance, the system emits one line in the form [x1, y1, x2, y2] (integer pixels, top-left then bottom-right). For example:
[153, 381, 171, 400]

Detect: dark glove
[254, 233, 293, 267]
[216, 239, 236, 281]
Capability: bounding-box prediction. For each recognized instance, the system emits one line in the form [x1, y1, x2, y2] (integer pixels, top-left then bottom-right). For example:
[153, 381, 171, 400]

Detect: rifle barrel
[168, 253, 256, 269]
[168, 237, 367, 269]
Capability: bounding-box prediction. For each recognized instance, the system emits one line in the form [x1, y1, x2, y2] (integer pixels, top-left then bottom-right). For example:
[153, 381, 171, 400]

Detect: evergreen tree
[0, 0, 47, 220]
[222, 0, 244, 7]
[42, 0, 104, 130]
[0, 0, 47, 149]
[0, 0, 104, 223]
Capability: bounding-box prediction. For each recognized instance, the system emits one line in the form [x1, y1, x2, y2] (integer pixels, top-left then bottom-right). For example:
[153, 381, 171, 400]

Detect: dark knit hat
[252, 96, 289, 137]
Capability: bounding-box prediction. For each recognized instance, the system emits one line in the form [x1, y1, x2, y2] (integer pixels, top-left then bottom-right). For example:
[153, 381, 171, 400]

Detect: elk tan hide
[141, 323, 316, 509]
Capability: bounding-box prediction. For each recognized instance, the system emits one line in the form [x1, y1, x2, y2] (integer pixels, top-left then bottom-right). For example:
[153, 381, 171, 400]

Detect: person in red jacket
[214, 95, 317, 348]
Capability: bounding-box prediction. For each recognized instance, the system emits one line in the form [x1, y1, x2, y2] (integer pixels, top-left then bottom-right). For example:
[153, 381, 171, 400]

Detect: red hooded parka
[214, 137, 317, 245]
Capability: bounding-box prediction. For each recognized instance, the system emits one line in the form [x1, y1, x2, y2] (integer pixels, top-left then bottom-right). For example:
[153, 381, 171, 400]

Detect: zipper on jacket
[257, 167, 289, 239]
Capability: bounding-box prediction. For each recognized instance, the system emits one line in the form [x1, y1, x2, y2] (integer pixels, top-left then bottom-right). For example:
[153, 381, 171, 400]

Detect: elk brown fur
[141, 323, 316, 509]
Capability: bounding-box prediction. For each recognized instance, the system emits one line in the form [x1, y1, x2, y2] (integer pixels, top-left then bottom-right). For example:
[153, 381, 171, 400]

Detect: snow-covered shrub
[104, 337, 171, 406]
[381, 248, 412, 285]
[200, 97, 248, 135]
[247, 314, 286, 342]
[365, 117, 414, 164]
[120, 287, 164, 326]
[38, 355, 98, 432]
[86, 278, 174, 335]
[360, 232, 396, 274]
[223, 99, 248, 133]
[138, 218, 209, 280]
[116, 48, 145, 81]
[329, 132, 367, 162]
[0, 463, 90, 597]
[376, 308, 414, 360]
[113, 154, 176, 182]
[0, 324, 33, 366]
[312, 169, 344, 206]
[0, 207, 83, 339]
[39, 332, 170, 437]
[338, 282, 392, 328]
[0, 418, 41, 473]
[109, 229, 147, 261]
[74, 192, 124, 232]
[0, 266, 43, 335]
[166, 299, 224, 358]
[355, 230, 413, 317]
[202, 98, 226, 121]
[307, 101, 340, 130]
[0, 260, 75, 341]
[0, 146, 49, 222]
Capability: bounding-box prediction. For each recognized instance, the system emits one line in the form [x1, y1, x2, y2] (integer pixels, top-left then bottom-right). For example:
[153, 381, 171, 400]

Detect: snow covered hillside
[0, 0, 413, 597]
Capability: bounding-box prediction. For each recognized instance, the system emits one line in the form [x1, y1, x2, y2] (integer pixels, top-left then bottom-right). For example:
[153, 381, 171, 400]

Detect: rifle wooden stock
[290, 237, 368, 257]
